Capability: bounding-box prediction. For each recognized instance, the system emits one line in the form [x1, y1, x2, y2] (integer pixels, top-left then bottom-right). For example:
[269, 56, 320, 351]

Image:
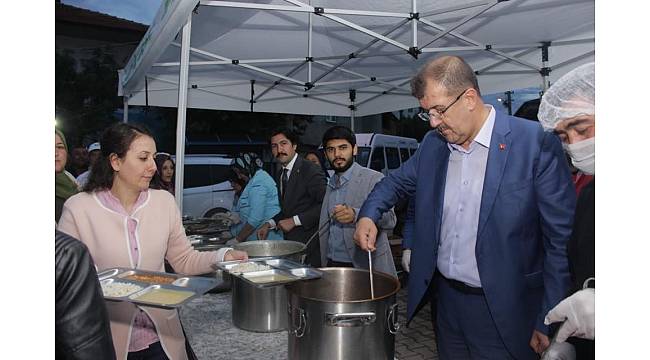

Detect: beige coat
[58, 189, 224, 360]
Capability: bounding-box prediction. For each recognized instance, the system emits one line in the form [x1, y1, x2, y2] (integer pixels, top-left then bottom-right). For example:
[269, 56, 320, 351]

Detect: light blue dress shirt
[326, 163, 357, 263]
[437, 106, 496, 287]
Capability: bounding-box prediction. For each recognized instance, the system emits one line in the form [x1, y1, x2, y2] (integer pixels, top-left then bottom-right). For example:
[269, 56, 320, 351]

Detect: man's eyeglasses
[417, 88, 469, 122]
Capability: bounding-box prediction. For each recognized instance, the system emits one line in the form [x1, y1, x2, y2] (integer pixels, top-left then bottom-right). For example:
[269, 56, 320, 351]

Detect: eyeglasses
[417, 88, 469, 122]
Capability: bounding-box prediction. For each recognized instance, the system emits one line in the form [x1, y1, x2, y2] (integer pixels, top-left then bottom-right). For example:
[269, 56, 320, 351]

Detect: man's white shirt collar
[473, 105, 496, 148]
[283, 153, 298, 173]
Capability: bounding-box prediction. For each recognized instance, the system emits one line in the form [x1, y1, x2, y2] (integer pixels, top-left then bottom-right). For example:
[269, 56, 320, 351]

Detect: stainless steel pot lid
[233, 240, 306, 257]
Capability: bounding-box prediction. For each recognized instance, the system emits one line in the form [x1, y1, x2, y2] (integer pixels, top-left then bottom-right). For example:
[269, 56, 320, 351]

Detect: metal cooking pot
[231, 276, 288, 332]
[233, 240, 306, 262]
[287, 268, 400, 360]
[230, 241, 305, 332]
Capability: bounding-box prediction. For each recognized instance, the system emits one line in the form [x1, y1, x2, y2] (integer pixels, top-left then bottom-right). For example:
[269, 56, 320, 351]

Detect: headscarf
[55, 129, 79, 199]
[233, 152, 263, 178]
[538, 63, 595, 131]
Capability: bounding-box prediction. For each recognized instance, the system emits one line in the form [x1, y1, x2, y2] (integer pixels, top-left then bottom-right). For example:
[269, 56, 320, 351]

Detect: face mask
[563, 137, 595, 175]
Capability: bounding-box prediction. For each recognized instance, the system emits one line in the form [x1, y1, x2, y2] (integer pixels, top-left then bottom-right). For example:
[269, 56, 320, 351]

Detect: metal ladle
[368, 250, 375, 299]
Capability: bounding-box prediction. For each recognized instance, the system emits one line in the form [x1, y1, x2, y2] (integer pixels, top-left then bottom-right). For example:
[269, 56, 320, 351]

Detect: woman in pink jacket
[58, 123, 247, 360]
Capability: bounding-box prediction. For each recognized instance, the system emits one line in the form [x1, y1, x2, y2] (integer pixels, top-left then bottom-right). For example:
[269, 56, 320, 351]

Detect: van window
[356, 146, 371, 167]
[409, 147, 416, 156]
[385, 147, 400, 169]
[211, 165, 232, 184]
[184, 165, 213, 188]
[399, 147, 410, 163]
[369, 147, 385, 172]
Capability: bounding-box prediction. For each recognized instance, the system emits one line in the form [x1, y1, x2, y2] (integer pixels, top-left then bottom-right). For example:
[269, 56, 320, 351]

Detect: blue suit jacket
[359, 110, 576, 359]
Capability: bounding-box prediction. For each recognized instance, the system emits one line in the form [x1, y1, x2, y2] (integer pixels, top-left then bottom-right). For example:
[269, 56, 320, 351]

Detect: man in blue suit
[354, 56, 576, 359]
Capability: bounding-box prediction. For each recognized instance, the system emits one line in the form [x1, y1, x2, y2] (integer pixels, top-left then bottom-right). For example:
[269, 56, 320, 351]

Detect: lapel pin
[499, 143, 506, 151]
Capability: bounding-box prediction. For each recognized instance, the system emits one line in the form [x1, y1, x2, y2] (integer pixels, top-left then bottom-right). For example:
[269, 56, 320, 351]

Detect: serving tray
[97, 267, 220, 308]
[215, 257, 322, 288]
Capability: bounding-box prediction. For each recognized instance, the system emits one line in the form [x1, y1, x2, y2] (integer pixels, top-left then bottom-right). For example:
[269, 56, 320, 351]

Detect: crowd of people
[55, 55, 595, 359]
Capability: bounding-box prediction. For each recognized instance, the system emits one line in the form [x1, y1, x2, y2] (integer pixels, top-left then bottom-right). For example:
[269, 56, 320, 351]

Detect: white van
[173, 155, 236, 218]
[354, 133, 419, 176]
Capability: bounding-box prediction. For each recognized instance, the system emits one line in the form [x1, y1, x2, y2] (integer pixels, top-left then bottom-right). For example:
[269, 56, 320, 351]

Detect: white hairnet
[538, 63, 595, 131]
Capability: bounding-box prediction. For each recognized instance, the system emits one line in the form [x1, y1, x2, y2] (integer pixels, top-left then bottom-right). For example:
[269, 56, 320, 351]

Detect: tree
[55, 48, 122, 147]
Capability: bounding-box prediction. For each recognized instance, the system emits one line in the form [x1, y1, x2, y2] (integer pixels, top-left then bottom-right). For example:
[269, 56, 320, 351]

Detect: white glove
[401, 249, 411, 273]
[544, 288, 595, 342]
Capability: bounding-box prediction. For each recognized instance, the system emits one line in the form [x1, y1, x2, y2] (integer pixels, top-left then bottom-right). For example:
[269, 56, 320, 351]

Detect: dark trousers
[433, 274, 515, 360]
[127, 342, 169, 360]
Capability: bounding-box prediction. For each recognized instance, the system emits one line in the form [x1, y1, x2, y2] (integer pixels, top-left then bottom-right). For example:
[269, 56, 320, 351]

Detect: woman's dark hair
[321, 125, 356, 148]
[150, 152, 175, 194]
[83, 122, 154, 192]
[304, 149, 330, 178]
[227, 169, 247, 196]
[269, 126, 299, 145]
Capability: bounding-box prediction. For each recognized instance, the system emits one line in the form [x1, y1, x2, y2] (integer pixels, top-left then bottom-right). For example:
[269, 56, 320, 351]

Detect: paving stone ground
[181, 273, 438, 359]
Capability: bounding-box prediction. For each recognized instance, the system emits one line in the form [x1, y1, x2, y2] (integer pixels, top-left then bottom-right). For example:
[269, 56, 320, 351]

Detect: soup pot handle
[387, 303, 400, 334]
[326, 312, 376, 327]
[289, 306, 307, 338]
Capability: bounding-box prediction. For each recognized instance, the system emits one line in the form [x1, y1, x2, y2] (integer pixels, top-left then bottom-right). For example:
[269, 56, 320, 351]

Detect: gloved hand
[544, 288, 595, 342]
[401, 249, 411, 273]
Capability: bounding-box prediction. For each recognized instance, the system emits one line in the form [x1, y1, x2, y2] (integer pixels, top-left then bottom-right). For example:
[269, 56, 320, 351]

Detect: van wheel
[204, 208, 228, 218]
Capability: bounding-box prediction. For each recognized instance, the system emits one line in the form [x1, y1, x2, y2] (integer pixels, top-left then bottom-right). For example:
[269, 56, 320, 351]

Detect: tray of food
[97, 268, 220, 308]
[215, 258, 322, 288]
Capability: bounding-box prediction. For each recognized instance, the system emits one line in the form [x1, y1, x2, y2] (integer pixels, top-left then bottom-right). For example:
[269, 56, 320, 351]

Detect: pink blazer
[58, 189, 225, 360]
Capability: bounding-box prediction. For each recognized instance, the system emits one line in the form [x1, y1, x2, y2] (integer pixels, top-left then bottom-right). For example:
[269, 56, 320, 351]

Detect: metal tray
[98, 268, 219, 308]
[118, 270, 180, 285]
[241, 269, 300, 286]
[261, 258, 305, 270]
[101, 278, 147, 299]
[288, 267, 322, 279]
[171, 276, 220, 293]
[128, 285, 198, 308]
[216, 258, 322, 288]
[98, 268, 121, 281]
[215, 258, 275, 273]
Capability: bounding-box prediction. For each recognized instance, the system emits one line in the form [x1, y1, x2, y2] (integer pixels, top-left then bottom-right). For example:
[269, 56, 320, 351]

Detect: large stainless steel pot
[233, 240, 306, 262]
[231, 276, 288, 332]
[287, 268, 401, 360]
[230, 240, 306, 332]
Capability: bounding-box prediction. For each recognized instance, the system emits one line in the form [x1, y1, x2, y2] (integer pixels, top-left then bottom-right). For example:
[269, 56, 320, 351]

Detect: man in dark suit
[354, 56, 576, 359]
[257, 127, 326, 266]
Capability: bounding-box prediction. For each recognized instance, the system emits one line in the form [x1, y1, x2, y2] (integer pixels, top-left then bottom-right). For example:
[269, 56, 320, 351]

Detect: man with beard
[257, 127, 326, 266]
[318, 126, 397, 277]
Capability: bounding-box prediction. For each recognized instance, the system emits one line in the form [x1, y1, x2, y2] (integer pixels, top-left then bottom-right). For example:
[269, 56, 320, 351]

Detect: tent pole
[123, 97, 129, 123]
[174, 14, 192, 214]
[308, 12, 312, 83]
[349, 89, 356, 132]
[541, 42, 550, 92]
[411, 0, 417, 47]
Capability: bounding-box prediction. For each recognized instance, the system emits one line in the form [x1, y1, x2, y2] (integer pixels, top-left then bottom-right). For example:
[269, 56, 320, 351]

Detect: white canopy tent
[118, 0, 595, 211]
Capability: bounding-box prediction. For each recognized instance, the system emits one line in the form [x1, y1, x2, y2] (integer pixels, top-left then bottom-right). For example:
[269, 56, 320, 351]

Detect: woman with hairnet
[228, 153, 283, 242]
[538, 63, 595, 360]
